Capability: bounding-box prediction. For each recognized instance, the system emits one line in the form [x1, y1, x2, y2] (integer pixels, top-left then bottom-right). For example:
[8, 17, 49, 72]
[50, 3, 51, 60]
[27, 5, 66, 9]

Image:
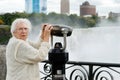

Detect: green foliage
[1, 13, 15, 25]
[0, 25, 11, 44]
[86, 18, 96, 27]
[0, 19, 4, 25]
[79, 15, 98, 28]
[0, 12, 30, 25]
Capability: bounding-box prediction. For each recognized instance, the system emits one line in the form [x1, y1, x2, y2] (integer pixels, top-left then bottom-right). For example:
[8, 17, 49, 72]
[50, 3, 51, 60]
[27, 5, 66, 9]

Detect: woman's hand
[40, 24, 53, 42]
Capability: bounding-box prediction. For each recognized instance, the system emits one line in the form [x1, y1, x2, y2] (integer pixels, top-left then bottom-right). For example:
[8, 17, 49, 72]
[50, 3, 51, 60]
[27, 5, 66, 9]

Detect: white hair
[11, 18, 32, 36]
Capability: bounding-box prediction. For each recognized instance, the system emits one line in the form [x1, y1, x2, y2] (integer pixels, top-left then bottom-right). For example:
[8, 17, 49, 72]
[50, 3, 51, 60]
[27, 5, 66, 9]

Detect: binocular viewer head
[51, 24, 73, 37]
[50, 24, 73, 50]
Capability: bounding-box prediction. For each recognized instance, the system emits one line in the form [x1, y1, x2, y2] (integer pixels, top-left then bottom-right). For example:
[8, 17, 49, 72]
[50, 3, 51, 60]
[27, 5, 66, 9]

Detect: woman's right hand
[41, 24, 53, 42]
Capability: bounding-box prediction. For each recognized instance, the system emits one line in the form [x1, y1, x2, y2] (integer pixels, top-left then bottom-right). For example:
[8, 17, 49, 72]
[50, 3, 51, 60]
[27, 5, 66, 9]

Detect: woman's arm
[14, 41, 50, 64]
[28, 38, 43, 49]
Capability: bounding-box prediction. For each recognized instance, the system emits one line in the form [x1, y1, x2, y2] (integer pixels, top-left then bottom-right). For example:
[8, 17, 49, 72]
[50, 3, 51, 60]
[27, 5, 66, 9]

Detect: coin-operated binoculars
[49, 25, 72, 80]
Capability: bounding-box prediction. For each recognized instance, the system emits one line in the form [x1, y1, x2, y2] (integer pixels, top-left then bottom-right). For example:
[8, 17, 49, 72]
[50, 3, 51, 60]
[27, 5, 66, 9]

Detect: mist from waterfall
[29, 26, 120, 63]
[67, 27, 120, 63]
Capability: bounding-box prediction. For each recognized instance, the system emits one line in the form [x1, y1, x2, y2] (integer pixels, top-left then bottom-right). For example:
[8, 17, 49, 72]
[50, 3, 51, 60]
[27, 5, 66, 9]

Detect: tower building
[61, 0, 70, 14]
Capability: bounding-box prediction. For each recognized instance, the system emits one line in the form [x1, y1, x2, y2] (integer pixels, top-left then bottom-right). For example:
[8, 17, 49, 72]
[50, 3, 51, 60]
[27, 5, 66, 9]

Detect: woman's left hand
[40, 24, 53, 42]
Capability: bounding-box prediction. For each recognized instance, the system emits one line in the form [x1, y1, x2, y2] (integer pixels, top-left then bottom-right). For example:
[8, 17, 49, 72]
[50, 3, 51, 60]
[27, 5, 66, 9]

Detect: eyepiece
[51, 24, 73, 37]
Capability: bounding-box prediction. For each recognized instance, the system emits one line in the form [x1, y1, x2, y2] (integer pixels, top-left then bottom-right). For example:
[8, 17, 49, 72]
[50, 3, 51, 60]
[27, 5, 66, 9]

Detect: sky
[0, 0, 120, 16]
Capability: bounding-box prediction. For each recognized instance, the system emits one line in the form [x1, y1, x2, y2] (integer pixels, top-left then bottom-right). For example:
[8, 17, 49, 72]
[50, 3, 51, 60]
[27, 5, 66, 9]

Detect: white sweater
[6, 37, 50, 80]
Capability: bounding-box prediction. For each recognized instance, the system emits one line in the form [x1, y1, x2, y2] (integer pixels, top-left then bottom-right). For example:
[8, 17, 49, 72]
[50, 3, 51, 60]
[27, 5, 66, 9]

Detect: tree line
[0, 12, 99, 28]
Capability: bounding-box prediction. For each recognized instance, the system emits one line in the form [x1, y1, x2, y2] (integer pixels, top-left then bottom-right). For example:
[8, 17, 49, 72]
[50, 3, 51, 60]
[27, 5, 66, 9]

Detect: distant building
[61, 0, 70, 14]
[25, 0, 47, 14]
[109, 12, 120, 17]
[40, 0, 47, 13]
[80, 1, 96, 16]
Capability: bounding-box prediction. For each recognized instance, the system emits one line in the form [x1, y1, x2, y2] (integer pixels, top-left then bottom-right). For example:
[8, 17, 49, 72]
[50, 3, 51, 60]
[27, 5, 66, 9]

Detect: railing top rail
[42, 60, 120, 67]
[67, 61, 120, 67]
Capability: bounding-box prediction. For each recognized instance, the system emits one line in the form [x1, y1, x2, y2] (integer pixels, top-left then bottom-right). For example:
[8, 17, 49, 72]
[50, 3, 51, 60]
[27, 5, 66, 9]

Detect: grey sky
[0, 0, 120, 16]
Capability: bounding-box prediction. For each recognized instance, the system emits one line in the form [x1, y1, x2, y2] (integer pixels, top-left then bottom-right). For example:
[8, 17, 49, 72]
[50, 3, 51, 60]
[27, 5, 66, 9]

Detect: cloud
[47, 0, 60, 13]
[114, 0, 120, 3]
[0, 0, 25, 13]
[0, 0, 6, 1]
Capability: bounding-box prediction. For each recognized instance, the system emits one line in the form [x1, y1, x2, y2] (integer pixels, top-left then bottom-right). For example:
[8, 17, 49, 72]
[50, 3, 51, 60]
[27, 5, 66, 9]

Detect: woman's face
[13, 23, 29, 40]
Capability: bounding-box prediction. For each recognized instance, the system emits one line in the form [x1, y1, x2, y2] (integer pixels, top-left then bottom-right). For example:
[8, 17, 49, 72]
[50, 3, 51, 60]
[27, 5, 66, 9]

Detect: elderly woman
[6, 18, 53, 80]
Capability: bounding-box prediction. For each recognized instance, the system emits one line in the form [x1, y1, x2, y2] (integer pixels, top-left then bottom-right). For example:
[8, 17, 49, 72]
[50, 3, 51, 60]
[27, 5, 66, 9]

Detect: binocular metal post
[49, 25, 72, 80]
[49, 42, 68, 80]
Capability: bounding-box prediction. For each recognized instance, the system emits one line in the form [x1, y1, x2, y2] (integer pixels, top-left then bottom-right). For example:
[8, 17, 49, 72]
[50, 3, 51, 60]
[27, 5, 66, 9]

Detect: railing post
[89, 65, 93, 80]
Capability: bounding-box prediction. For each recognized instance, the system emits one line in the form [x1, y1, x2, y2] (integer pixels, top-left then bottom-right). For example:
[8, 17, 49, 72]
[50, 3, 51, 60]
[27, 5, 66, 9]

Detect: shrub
[0, 25, 11, 44]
